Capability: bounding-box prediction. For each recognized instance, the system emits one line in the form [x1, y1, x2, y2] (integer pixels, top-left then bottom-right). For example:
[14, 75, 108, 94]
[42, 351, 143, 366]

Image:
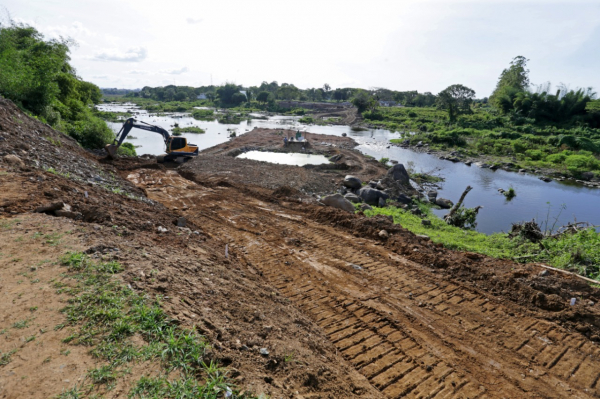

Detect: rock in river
[435, 198, 454, 209]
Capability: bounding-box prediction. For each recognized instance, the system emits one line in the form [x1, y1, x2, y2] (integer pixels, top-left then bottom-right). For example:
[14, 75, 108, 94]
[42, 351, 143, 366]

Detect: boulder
[435, 198, 453, 209]
[421, 219, 432, 226]
[358, 187, 389, 206]
[378, 230, 389, 238]
[387, 164, 410, 186]
[3, 154, 24, 167]
[378, 197, 387, 207]
[581, 171, 595, 181]
[320, 193, 355, 213]
[35, 202, 64, 213]
[368, 181, 378, 188]
[396, 194, 412, 205]
[344, 193, 362, 203]
[359, 203, 373, 211]
[329, 154, 343, 162]
[343, 175, 362, 189]
[427, 190, 438, 201]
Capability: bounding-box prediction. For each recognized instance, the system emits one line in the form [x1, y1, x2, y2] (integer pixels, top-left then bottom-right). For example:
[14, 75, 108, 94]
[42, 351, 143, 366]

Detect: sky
[3, 0, 600, 97]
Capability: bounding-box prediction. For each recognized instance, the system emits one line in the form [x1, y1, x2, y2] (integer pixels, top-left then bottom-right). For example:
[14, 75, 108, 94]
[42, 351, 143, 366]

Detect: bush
[564, 154, 600, 174]
[64, 112, 114, 149]
[191, 109, 214, 120]
[525, 149, 544, 160]
[545, 152, 568, 164]
[117, 142, 136, 157]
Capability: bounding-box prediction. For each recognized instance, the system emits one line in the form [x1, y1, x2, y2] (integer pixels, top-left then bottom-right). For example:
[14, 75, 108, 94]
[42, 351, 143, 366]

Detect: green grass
[12, 318, 32, 329]
[364, 203, 600, 280]
[57, 252, 254, 398]
[365, 203, 535, 258]
[0, 349, 17, 366]
[172, 126, 206, 136]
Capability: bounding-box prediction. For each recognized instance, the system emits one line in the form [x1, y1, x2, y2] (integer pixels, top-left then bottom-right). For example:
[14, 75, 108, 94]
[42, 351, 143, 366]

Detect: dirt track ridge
[127, 168, 600, 398]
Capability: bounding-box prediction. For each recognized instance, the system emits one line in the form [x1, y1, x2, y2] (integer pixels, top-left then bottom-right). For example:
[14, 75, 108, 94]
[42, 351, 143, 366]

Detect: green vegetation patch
[364, 204, 600, 280]
[191, 109, 215, 120]
[172, 126, 206, 136]
[56, 252, 254, 398]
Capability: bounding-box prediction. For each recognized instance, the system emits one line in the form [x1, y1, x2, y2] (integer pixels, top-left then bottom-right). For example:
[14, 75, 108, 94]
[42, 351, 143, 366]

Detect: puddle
[236, 151, 330, 166]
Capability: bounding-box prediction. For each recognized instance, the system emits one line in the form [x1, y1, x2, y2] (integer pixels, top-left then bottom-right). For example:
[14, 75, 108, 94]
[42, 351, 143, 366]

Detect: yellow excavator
[105, 118, 199, 163]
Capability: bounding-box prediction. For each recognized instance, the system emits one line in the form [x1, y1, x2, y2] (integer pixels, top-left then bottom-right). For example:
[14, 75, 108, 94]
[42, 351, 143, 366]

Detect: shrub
[564, 154, 600, 174]
[64, 112, 114, 149]
[191, 109, 214, 120]
[117, 142, 136, 157]
[525, 149, 544, 160]
[545, 152, 568, 164]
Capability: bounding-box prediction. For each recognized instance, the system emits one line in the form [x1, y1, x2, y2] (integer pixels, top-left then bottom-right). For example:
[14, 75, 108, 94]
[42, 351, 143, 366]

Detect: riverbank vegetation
[172, 126, 205, 135]
[0, 22, 112, 149]
[365, 203, 600, 280]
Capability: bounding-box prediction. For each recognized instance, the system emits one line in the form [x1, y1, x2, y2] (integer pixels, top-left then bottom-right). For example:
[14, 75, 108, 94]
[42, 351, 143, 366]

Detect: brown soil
[2, 97, 600, 398]
[180, 128, 388, 195]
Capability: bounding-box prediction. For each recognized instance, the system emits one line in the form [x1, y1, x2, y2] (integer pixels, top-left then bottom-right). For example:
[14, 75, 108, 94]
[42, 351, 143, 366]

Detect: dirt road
[126, 168, 600, 398]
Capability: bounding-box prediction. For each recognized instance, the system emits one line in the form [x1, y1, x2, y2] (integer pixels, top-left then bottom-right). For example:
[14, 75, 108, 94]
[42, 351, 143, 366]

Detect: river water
[98, 103, 600, 234]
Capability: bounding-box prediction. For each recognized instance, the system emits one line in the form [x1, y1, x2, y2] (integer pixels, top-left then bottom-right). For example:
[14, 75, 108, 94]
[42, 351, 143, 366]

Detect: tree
[216, 83, 241, 106]
[490, 56, 530, 110]
[231, 92, 246, 105]
[256, 91, 270, 104]
[322, 83, 331, 100]
[436, 84, 476, 122]
[351, 90, 376, 113]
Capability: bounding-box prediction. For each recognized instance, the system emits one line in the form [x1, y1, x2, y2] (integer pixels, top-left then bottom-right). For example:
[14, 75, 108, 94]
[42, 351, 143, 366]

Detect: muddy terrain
[180, 128, 388, 195]
[2, 96, 600, 398]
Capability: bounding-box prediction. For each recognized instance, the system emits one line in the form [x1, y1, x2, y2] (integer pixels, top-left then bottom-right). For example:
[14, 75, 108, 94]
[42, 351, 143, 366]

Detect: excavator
[105, 118, 199, 163]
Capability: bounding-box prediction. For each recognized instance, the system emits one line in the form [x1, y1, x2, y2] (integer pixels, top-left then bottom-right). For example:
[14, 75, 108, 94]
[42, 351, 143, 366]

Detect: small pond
[237, 151, 330, 166]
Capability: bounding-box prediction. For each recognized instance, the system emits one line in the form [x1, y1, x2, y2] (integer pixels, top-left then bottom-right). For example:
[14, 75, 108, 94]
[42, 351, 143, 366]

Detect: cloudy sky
[4, 0, 600, 97]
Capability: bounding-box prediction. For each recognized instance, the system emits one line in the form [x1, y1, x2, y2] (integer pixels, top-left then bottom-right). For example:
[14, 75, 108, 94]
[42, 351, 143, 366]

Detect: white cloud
[93, 47, 147, 62]
[162, 67, 188, 75]
[92, 75, 108, 79]
[186, 17, 202, 25]
[127, 69, 150, 75]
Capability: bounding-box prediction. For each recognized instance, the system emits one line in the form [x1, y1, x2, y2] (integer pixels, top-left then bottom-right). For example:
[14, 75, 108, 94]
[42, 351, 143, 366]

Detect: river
[98, 103, 600, 234]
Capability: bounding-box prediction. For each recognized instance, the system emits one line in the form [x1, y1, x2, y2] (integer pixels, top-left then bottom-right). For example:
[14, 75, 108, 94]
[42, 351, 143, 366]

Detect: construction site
[2, 96, 600, 399]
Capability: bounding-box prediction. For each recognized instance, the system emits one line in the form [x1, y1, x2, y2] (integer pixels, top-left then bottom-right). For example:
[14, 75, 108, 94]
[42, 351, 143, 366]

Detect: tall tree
[436, 84, 476, 122]
[490, 56, 530, 110]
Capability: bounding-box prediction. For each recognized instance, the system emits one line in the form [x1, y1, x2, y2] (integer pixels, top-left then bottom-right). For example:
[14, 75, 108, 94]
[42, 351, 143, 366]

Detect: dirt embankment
[2, 96, 600, 398]
[0, 99, 379, 398]
[180, 128, 388, 195]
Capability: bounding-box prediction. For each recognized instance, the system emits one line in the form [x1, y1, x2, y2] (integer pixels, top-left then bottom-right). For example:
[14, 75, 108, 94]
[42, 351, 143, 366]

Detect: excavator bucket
[105, 144, 118, 159]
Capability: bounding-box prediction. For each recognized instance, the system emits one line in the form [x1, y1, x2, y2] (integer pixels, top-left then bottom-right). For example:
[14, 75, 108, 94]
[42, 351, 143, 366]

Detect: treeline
[123, 82, 438, 108]
[0, 22, 113, 149]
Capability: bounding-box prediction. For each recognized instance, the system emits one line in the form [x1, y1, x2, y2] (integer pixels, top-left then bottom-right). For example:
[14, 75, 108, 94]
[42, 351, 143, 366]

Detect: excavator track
[128, 169, 600, 398]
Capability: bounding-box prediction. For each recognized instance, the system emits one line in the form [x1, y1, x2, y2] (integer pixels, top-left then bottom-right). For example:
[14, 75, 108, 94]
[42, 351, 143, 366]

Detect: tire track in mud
[128, 169, 600, 398]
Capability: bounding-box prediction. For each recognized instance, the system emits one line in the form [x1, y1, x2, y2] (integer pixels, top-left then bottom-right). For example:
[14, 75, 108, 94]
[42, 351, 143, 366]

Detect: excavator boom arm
[114, 118, 170, 147]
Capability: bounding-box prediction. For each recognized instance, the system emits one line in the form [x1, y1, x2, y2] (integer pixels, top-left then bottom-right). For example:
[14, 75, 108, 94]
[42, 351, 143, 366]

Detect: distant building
[196, 93, 207, 100]
[378, 100, 397, 107]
